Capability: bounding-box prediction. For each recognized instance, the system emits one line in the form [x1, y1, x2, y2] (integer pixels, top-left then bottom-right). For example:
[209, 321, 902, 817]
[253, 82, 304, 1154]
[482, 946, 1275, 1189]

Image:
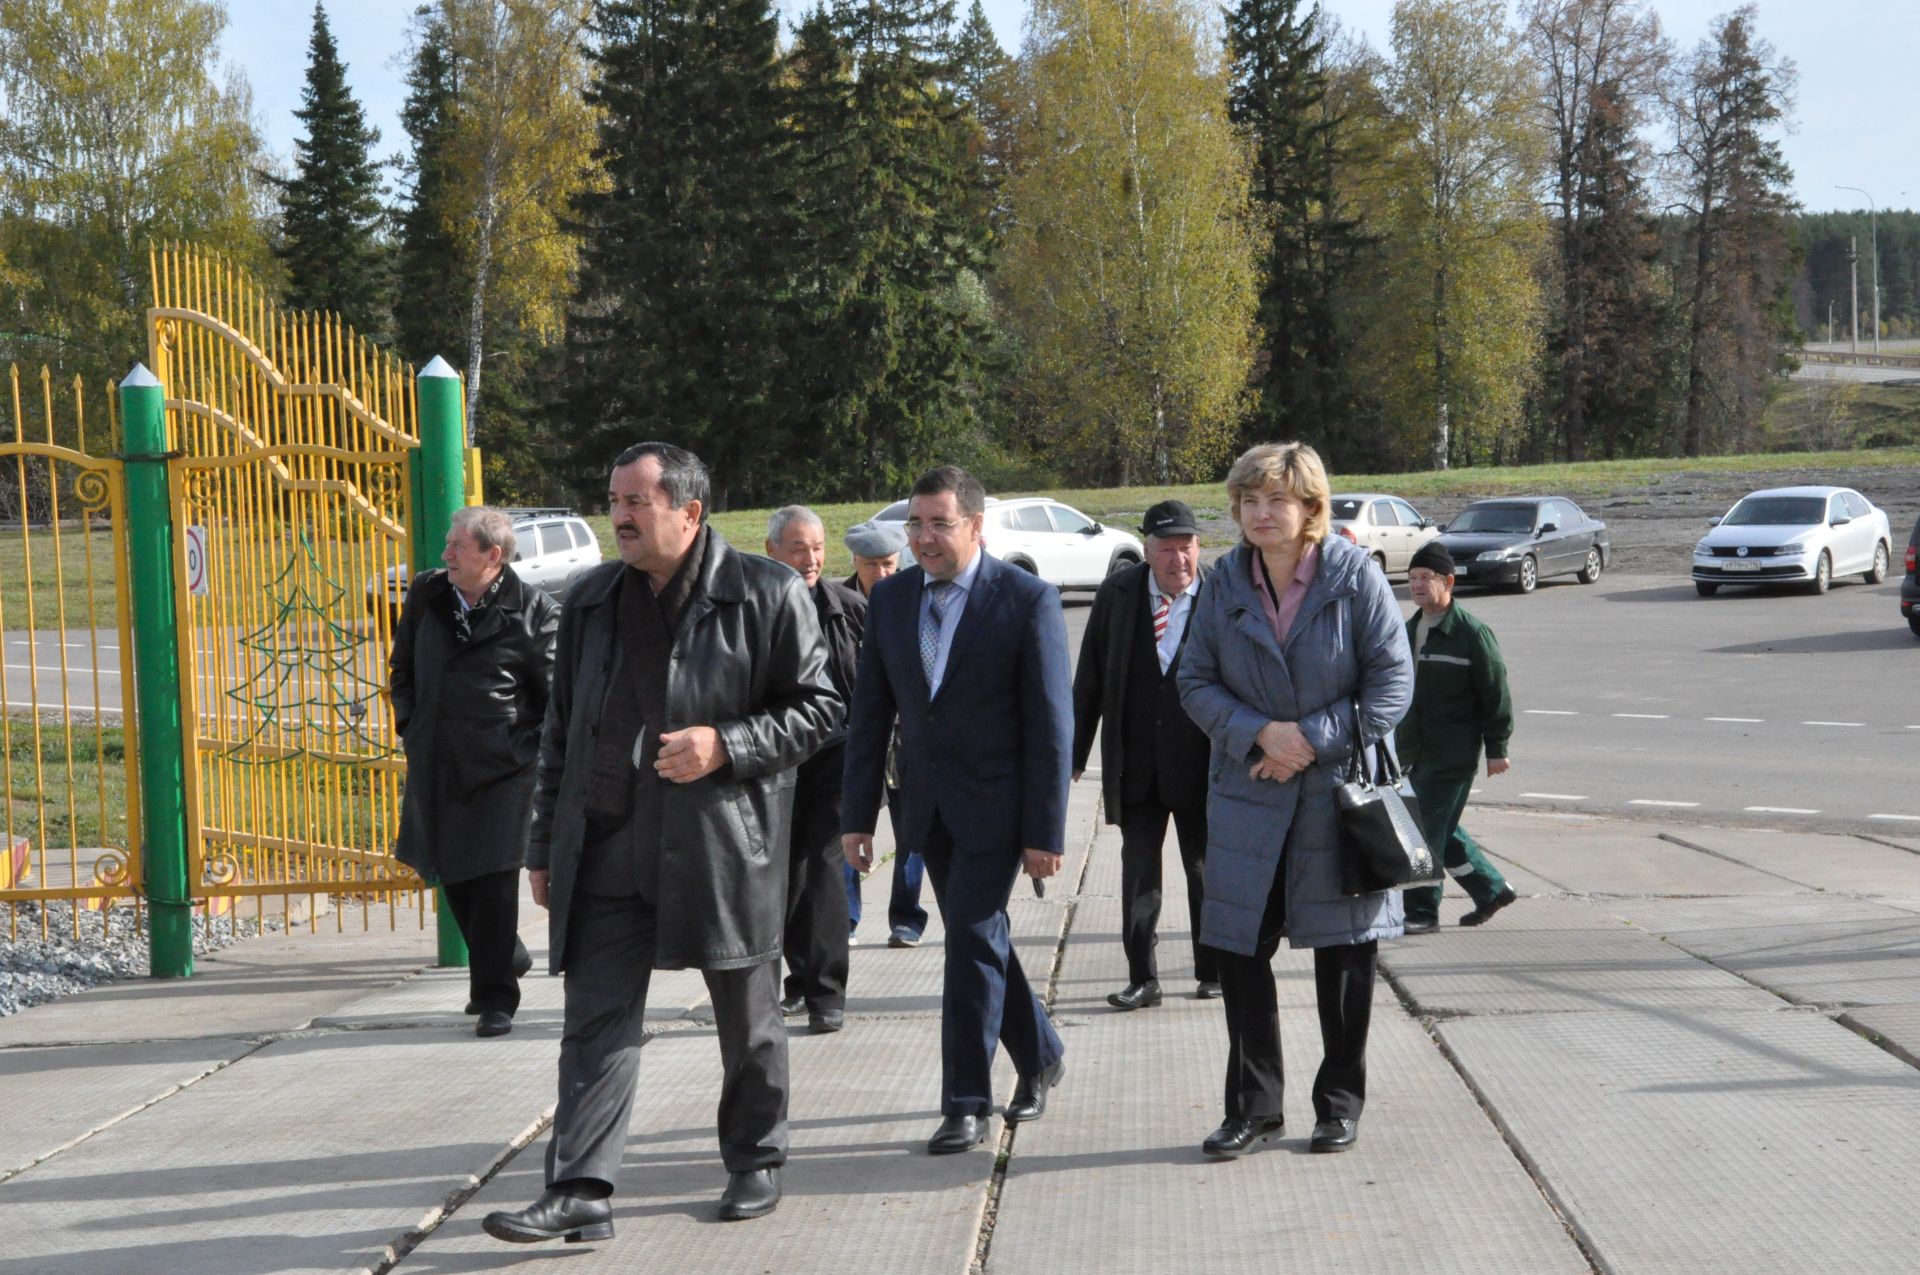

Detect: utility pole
[1827, 299, 1835, 346]
[1838, 186, 1880, 354]
[1848, 236, 1859, 354]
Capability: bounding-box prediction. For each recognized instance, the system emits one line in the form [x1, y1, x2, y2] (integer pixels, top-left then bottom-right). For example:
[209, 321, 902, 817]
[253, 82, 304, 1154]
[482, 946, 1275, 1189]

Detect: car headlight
[1693, 541, 1712, 556]
[1477, 548, 1514, 561]
[1774, 542, 1804, 555]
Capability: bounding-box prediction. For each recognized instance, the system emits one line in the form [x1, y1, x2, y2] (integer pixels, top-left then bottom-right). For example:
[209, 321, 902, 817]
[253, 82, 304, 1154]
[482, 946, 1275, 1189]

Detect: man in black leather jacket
[483, 444, 840, 1244]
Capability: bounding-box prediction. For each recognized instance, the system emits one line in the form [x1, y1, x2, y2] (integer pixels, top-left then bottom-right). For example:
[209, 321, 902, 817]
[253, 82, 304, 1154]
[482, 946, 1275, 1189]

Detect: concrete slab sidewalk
[6, 800, 1920, 1273]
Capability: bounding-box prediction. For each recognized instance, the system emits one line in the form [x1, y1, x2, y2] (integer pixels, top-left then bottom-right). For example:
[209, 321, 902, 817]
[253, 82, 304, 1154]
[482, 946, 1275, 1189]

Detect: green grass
[0, 526, 121, 634]
[2, 720, 130, 860]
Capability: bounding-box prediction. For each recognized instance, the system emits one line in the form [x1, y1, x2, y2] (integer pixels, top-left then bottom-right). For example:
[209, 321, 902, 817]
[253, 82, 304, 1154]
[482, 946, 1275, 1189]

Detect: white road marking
[1706, 717, 1764, 723]
[1745, 806, 1820, 815]
[1868, 814, 1920, 823]
[1521, 792, 1588, 801]
[4, 662, 121, 678]
[1525, 710, 1579, 716]
[1613, 713, 1669, 719]
[1630, 799, 1701, 808]
[1802, 720, 1864, 727]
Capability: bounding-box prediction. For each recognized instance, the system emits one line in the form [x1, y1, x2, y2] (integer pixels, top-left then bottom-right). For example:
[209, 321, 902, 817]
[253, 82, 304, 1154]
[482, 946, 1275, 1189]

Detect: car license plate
[1454, 564, 1468, 576]
[1723, 560, 1762, 573]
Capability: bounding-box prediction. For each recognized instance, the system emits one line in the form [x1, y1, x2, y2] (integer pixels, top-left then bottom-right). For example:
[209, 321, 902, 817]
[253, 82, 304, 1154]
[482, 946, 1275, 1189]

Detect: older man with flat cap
[840, 519, 928, 947]
[1071, 499, 1220, 1008]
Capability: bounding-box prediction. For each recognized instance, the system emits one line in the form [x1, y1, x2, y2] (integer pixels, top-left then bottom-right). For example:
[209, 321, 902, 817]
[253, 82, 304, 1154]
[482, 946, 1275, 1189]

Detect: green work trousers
[1402, 766, 1508, 925]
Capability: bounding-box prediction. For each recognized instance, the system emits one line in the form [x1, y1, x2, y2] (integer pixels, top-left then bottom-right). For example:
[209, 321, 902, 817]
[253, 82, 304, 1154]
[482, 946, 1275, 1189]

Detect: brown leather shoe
[1460, 886, 1518, 927]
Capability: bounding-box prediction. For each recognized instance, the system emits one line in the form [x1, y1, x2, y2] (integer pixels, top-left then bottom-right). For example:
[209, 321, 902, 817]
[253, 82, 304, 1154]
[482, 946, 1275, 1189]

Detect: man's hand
[843, 833, 875, 873]
[656, 725, 727, 784]
[1072, 769, 1084, 783]
[1487, 756, 1511, 778]
[1023, 849, 1063, 880]
[529, 869, 550, 910]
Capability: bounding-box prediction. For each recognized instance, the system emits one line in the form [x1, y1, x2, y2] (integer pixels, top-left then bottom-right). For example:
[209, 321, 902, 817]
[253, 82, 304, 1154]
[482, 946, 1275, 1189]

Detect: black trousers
[441, 868, 529, 1016]
[783, 747, 850, 1014]
[1215, 854, 1377, 1123]
[547, 891, 788, 1192]
[1117, 798, 1217, 986]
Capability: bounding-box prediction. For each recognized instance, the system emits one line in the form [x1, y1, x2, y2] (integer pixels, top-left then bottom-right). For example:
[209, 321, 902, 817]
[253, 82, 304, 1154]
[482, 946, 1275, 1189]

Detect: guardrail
[1798, 349, 1920, 369]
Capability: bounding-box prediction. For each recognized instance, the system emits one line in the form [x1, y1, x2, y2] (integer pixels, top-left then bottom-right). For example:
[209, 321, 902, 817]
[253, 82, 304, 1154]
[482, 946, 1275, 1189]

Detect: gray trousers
[546, 891, 789, 1191]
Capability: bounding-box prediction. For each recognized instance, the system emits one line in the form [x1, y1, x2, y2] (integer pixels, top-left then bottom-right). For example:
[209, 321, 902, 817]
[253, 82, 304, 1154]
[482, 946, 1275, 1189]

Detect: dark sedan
[1436, 497, 1610, 594]
[1901, 513, 1919, 638]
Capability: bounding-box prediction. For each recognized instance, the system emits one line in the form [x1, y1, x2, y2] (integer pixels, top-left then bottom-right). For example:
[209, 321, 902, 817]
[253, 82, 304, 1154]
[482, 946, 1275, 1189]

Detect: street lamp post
[1837, 185, 1879, 355]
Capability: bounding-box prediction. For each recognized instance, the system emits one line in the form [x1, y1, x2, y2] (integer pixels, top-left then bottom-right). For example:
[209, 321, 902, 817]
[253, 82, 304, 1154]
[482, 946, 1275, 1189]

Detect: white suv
[873, 496, 1143, 589]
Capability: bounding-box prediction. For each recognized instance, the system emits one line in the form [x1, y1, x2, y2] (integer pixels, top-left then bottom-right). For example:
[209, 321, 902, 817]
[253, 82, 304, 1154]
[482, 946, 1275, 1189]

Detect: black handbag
[1336, 736, 1440, 896]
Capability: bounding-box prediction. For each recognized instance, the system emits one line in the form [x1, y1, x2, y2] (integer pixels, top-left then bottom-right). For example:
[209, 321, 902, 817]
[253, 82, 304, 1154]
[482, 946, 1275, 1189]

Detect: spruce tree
[788, 0, 989, 501]
[277, 1, 386, 336]
[559, 0, 797, 507]
[1226, 0, 1365, 454]
[392, 8, 469, 370]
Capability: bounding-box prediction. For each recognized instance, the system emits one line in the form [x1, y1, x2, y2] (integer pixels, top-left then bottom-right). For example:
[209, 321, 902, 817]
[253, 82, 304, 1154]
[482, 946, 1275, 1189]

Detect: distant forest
[1794, 212, 1920, 339]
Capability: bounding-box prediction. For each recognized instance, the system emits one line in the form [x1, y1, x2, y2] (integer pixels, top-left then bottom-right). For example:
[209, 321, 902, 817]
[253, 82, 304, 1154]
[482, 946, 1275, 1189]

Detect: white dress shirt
[1146, 572, 1199, 674]
[921, 547, 986, 696]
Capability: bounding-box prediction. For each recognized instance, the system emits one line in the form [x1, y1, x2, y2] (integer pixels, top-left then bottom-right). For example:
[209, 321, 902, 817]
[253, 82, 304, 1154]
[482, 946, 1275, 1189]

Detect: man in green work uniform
[1396, 541, 1518, 935]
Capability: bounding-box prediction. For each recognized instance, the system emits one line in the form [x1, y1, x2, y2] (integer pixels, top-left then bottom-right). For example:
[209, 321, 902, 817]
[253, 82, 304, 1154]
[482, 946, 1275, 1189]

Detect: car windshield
[1330, 497, 1366, 521]
[1722, 496, 1826, 527]
[1449, 505, 1536, 534]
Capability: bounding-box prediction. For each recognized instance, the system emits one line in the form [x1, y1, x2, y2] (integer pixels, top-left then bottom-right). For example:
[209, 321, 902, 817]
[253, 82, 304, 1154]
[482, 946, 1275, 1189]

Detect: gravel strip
[0, 902, 281, 1018]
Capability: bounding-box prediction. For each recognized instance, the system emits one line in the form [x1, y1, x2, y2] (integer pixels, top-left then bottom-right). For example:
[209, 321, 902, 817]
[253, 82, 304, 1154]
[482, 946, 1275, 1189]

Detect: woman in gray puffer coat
[1177, 442, 1412, 1160]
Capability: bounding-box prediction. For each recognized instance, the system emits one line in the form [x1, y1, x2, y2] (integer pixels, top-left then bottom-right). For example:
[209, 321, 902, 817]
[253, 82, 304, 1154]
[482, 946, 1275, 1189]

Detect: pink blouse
[1252, 542, 1320, 644]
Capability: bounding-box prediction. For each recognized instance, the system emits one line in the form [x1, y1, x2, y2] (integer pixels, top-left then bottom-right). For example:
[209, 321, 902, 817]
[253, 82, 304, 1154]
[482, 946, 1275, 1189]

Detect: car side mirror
[1080, 523, 1101, 536]
[1419, 518, 1433, 529]
[1538, 523, 1558, 536]
[1707, 516, 1722, 528]
[1831, 516, 1852, 527]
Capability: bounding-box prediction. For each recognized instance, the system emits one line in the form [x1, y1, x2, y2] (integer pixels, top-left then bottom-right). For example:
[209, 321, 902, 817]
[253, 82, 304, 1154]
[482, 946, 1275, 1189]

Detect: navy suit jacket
[842, 551, 1073, 857]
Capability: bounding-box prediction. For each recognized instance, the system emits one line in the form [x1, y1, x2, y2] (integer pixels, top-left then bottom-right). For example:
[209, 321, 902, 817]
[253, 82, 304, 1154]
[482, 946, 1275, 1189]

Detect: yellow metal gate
[148, 246, 427, 928]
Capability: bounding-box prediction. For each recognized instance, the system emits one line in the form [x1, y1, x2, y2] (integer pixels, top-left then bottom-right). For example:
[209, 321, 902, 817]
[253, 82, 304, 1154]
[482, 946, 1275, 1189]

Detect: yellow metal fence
[0, 367, 143, 939]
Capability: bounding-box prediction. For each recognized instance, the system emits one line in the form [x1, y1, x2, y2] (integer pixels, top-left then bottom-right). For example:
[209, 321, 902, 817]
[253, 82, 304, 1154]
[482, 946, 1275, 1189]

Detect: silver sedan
[1329, 493, 1441, 574]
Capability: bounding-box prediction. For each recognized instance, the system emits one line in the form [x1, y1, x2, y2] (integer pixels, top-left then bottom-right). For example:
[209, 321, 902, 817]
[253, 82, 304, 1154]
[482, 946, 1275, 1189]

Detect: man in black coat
[765, 505, 867, 1033]
[1071, 500, 1219, 1009]
[390, 506, 559, 1039]
[482, 444, 840, 1244]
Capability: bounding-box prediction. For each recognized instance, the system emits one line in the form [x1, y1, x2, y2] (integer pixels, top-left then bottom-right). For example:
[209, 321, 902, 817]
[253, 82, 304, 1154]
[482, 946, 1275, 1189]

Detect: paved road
[13, 565, 1914, 831]
[1064, 563, 1917, 834]
[1788, 360, 1920, 384]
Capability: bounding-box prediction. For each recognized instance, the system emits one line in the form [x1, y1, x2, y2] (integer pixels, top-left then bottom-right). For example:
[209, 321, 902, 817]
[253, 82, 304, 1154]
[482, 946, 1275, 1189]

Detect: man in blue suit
[842, 465, 1073, 1155]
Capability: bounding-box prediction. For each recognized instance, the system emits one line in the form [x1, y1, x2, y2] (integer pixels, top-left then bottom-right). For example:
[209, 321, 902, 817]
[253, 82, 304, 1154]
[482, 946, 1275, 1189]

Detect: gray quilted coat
[1177, 534, 1413, 954]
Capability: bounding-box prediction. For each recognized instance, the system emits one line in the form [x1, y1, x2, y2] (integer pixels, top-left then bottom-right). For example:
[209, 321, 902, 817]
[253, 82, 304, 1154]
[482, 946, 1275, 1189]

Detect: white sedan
[1692, 485, 1894, 596]
[872, 496, 1144, 589]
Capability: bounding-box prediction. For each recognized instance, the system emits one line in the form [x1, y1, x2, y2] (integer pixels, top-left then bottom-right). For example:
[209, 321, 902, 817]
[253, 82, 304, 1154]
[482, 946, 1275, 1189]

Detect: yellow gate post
[415, 356, 469, 968]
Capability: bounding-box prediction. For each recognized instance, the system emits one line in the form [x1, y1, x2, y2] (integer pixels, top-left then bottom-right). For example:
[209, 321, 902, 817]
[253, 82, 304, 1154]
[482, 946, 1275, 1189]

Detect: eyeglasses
[904, 519, 966, 537]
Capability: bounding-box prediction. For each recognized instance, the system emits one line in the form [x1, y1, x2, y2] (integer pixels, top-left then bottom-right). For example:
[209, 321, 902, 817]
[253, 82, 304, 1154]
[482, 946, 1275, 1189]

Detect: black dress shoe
[1310, 1117, 1359, 1153]
[1195, 980, 1223, 1000]
[1202, 1115, 1284, 1158]
[1403, 918, 1439, 936]
[1106, 979, 1163, 1011]
[476, 1010, 513, 1038]
[928, 1113, 990, 1154]
[778, 993, 807, 1017]
[482, 1189, 614, 1244]
[807, 1009, 844, 1034]
[1460, 885, 1518, 927]
[717, 1167, 781, 1221]
[1005, 1059, 1065, 1124]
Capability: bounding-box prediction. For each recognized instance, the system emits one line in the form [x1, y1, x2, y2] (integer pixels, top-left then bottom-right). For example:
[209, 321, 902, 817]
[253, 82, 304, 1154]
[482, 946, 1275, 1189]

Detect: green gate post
[121, 365, 194, 979]
[415, 357, 469, 968]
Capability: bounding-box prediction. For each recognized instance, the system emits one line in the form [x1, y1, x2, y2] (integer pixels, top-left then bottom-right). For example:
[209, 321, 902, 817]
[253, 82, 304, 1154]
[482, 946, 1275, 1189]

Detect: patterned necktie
[1152, 592, 1172, 644]
[921, 581, 954, 685]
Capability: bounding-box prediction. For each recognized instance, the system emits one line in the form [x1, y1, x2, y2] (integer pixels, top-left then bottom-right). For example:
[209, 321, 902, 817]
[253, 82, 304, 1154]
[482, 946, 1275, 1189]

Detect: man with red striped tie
[1071, 500, 1220, 1010]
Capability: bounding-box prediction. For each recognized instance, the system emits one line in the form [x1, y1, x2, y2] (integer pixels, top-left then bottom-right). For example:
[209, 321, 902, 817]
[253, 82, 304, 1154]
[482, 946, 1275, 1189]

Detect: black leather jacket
[528, 529, 842, 971]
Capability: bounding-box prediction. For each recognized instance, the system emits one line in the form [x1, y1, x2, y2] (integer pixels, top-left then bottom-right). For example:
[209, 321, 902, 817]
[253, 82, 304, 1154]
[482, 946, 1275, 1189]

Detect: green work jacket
[1395, 602, 1512, 774]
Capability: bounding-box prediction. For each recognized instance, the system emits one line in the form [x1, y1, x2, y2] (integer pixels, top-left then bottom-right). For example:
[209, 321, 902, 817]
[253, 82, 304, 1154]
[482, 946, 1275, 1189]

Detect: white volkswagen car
[1692, 486, 1893, 597]
[872, 496, 1144, 589]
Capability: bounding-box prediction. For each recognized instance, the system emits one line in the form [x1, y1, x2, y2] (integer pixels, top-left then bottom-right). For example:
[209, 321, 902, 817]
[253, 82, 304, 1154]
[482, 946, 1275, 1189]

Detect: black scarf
[445, 569, 507, 644]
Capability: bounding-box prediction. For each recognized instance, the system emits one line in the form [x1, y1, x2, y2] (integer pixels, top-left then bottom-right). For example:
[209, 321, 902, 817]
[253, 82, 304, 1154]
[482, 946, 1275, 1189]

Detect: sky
[224, 0, 1912, 215]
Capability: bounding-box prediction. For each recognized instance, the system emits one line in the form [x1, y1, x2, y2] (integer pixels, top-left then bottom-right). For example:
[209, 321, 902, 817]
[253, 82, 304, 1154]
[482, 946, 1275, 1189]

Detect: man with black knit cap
[1396, 541, 1518, 934]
